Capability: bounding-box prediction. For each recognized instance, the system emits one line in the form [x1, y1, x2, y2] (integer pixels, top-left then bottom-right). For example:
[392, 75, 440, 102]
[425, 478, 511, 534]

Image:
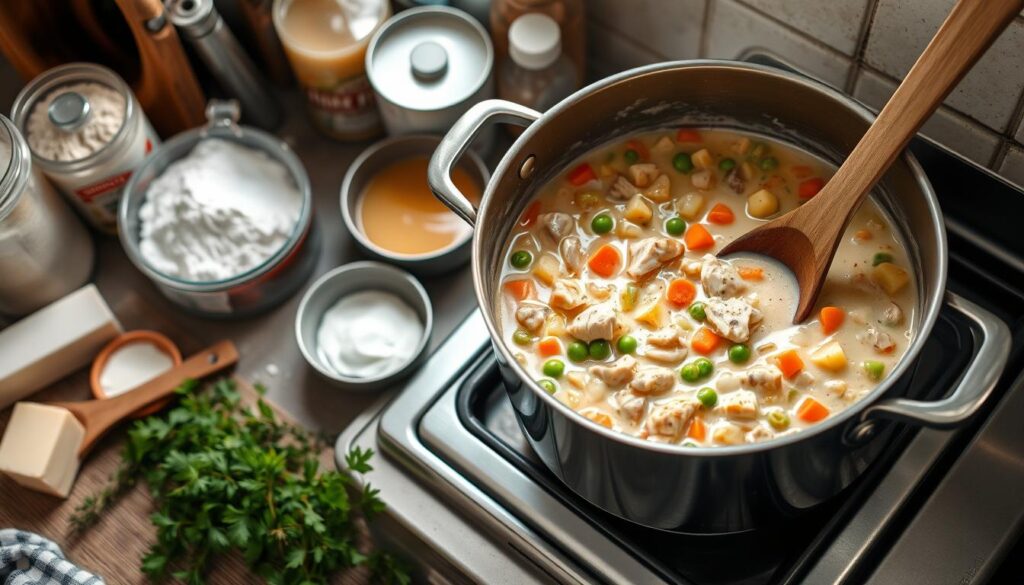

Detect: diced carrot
[568, 163, 597, 186]
[686, 417, 706, 441]
[738, 266, 764, 281]
[855, 229, 873, 241]
[519, 200, 541, 227]
[776, 349, 804, 379]
[798, 177, 826, 199]
[667, 278, 697, 307]
[691, 327, 721, 355]
[676, 129, 702, 143]
[588, 244, 621, 278]
[707, 203, 735, 225]
[625, 139, 650, 160]
[684, 223, 715, 251]
[797, 397, 830, 423]
[586, 411, 613, 428]
[791, 165, 813, 179]
[504, 279, 535, 301]
[819, 306, 845, 335]
[537, 336, 561, 357]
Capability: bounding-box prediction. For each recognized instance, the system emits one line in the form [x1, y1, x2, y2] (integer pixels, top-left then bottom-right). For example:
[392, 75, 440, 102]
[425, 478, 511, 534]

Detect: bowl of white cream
[295, 261, 433, 390]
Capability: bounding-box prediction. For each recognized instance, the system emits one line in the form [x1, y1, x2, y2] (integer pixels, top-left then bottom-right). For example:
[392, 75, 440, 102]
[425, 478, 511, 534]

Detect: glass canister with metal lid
[0, 114, 95, 315]
[11, 63, 159, 233]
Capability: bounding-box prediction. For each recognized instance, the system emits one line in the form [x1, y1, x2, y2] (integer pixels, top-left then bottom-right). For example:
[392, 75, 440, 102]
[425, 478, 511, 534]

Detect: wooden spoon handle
[50, 340, 238, 456]
[811, 0, 1021, 223]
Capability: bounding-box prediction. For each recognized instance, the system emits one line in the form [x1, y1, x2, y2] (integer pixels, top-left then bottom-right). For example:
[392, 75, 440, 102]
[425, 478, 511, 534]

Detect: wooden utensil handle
[50, 340, 238, 456]
[810, 0, 1021, 223]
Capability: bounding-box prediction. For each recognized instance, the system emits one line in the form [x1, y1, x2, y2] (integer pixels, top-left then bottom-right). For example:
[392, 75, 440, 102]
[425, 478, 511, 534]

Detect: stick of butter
[0, 284, 122, 409]
[0, 403, 85, 498]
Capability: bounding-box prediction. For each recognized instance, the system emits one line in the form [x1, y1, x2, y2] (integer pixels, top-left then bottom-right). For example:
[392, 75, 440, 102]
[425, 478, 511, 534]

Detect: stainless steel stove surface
[336, 58, 1024, 584]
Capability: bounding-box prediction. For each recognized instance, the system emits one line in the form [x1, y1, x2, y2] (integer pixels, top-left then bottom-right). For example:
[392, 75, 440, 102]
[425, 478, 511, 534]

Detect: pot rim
[472, 59, 948, 457]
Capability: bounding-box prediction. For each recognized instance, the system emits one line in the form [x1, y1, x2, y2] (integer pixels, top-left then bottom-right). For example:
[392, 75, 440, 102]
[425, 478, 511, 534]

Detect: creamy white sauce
[100, 341, 175, 396]
[316, 290, 423, 378]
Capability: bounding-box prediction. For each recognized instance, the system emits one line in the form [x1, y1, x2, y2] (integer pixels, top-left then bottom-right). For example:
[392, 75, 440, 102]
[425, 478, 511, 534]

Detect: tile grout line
[845, 0, 882, 94]
[731, 0, 855, 62]
[699, 0, 714, 59]
[992, 88, 1024, 169]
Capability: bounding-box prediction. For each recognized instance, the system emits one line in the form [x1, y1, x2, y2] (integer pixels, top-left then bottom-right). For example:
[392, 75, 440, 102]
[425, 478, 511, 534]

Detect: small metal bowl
[295, 261, 433, 390]
[340, 135, 488, 276]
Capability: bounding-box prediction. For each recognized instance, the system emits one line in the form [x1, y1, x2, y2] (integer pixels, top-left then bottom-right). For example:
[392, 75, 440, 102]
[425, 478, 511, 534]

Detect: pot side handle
[429, 100, 541, 226]
[858, 292, 1010, 431]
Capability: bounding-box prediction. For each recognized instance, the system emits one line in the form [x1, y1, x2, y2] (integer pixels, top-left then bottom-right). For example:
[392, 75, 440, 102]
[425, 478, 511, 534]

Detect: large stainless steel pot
[428, 61, 1010, 533]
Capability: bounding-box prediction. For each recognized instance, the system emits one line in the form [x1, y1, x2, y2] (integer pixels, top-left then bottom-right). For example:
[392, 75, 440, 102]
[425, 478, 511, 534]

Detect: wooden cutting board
[0, 294, 370, 584]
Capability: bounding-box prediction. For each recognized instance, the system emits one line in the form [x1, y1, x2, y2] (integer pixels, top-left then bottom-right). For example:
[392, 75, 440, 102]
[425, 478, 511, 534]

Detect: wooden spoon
[719, 0, 1022, 323]
[49, 340, 238, 456]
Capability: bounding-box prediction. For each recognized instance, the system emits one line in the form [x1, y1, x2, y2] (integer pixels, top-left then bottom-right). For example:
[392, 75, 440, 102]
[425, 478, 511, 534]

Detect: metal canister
[10, 63, 159, 233]
[0, 115, 95, 315]
[366, 6, 495, 152]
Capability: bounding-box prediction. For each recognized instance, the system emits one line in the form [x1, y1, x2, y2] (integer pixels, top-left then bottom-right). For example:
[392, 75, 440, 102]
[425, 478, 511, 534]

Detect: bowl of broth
[341, 135, 487, 275]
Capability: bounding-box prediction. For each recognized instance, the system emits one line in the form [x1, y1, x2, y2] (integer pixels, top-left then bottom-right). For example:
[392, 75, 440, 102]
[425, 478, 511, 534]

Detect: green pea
[864, 360, 885, 381]
[542, 359, 565, 378]
[688, 302, 707, 321]
[718, 158, 737, 172]
[589, 339, 611, 360]
[665, 217, 686, 236]
[872, 252, 894, 266]
[681, 363, 701, 383]
[673, 152, 694, 173]
[591, 214, 614, 234]
[509, 250, 532, 269]
[697, 387, 718, 408]
[617, 335, 637, 354]
[759, 156, 779, 171]
[728, 344, 751, 364]
[624, 149, 639, 165]
[567, 341, 589, 363]
[537, 379, 557, 394]
[695, 358, 713, 378]
[512, 329, 532, 346]
[767, 410, 790, 430]
[681, 439, 699, 447]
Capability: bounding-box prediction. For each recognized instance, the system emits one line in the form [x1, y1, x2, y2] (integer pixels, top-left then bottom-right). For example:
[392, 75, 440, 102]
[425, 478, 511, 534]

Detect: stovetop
[336, 56, 1024, 584]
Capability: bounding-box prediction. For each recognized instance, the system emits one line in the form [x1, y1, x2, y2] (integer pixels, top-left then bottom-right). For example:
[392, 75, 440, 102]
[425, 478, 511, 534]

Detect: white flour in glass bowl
[138, 138, 302, 282]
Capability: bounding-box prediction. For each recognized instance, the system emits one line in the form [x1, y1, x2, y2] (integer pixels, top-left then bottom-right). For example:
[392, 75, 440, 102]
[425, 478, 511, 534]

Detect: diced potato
[677, 192, 705, 220]
[644, 174, 671, 203]
[692, 148, 714, 169]
[555, 389, 581, 409]
[532, 254, 561, 286]
[624, 194, 653, 224]
[748, 189, 779, 218]
[615, 220, 643, 239]
[732, 137, 752, 156]
[628, 163, 659, 188]
[691, 169, 715, 190]
[545, 313, 566, 337]
[652, 135, 675, 154]
[739, 161, 757, 181]
[599, 164, 616, 178]
[871, 263, 909, 296]
[635, 301, 664, 329]
[566, 371, 586, 390]
[712, 422, 745, 445]
[811, 341, 848, 371]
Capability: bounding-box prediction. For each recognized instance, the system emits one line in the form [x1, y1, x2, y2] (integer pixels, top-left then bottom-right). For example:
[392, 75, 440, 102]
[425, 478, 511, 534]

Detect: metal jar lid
[366, 6, 493, 113]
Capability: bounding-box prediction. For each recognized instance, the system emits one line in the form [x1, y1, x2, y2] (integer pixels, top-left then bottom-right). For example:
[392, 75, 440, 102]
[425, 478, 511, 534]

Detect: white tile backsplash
[864, 0, 1024, 132]
[704, 0, 852, 89]
[587, 21, 665, 78]
[853, 69, 1001, 166]
[736, 0, 870, 55]
[589, 0, 706, 60]
[999, 146, 1024, 189]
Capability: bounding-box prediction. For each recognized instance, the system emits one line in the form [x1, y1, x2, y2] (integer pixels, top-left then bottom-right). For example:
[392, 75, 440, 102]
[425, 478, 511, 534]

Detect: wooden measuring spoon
[719, 0, 1022, 323]
[49, 340, 238, 457]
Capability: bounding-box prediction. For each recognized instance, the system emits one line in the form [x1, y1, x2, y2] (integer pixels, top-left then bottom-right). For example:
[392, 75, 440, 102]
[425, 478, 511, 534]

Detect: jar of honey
[272, 0, 390, 141]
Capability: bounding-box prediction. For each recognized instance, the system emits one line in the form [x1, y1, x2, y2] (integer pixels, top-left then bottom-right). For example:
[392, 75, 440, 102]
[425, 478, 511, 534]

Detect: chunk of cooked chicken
[700, 254, 746, 298]
[589, 354, 637, 387]
[515, 301, 550, 333]
[724, 168, 746, 194]
[646, 398, 699, 439]
[861, 326, 896, 353]
[568, 303, 618, 342]
[586, 281, 614, 301]
[703, 297, 763, 343]
[628, 163, 659, 188]
[629, 366, 676, 396]
[644, 174, 671, 203]
[716, 390, 759, 420]
[550, 279, 587, 310]
[712, 422, 745, 445]
[642, 325, 689, 363]
[881, 302, 905, 327]
[559, 236, 584, 275]
[627, 237, 684, 279]
[538, 212, 574, 242]
[745, 425, 774, 443]
[613, 390, 647, 423]
[741, 366, 783, 397]
[610, 175, 639, 200]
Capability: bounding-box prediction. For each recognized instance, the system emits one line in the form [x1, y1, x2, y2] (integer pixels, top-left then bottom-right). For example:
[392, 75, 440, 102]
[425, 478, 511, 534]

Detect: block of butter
[0, 284, 122, 409]
[0, 402, 85, 497]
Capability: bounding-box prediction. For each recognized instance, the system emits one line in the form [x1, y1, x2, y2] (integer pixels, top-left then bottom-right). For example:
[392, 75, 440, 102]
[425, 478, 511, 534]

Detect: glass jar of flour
[0, 114, 95, 315]
[11, 63, 159, 233]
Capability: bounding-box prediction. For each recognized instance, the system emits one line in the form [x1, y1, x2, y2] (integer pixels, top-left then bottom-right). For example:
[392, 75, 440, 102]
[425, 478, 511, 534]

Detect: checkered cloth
[0, 530, 103, 585]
